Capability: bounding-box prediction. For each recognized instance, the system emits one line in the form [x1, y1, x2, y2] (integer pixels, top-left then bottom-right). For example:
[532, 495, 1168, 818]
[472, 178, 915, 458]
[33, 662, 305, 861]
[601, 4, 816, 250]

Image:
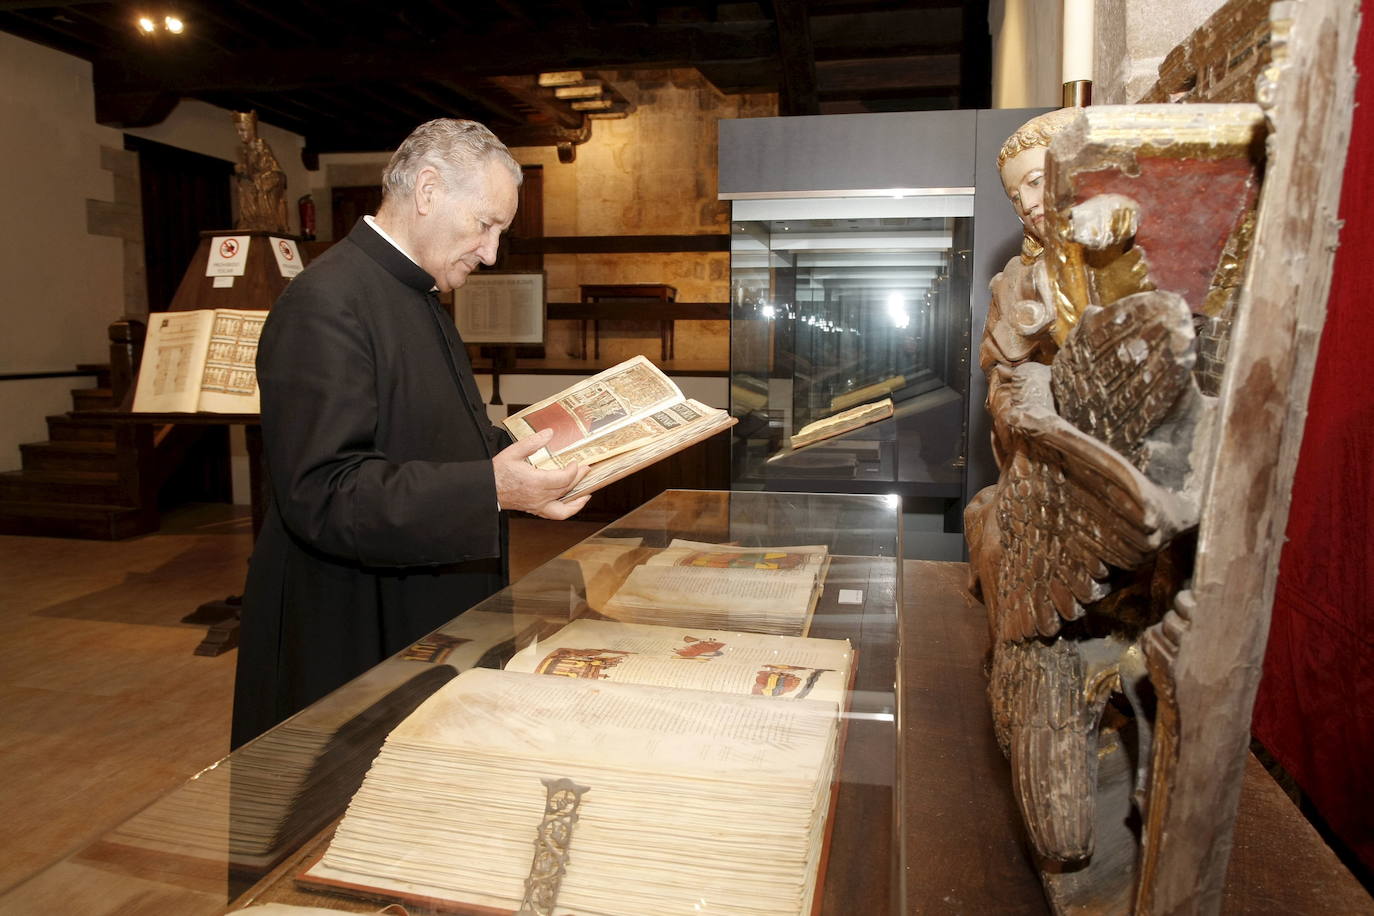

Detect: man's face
[1001, 146, 1048, 244]
[414, 157, 519, 293]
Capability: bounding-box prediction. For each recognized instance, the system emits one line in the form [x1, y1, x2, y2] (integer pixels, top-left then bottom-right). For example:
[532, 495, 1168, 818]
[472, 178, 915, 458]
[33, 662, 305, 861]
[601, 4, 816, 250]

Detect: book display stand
[108, 231, 307, 653]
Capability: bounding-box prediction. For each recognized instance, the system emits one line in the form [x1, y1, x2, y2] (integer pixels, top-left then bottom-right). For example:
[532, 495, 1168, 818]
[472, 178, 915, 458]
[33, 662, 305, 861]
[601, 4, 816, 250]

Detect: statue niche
[966, 104, 1265, 911]
[232, 110, 290, 234]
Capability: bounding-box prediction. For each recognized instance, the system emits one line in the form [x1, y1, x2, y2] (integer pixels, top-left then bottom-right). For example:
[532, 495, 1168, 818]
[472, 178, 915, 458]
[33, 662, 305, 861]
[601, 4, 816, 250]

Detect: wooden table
[577, 283, 677, 359]
[899, 560, 1372, 913]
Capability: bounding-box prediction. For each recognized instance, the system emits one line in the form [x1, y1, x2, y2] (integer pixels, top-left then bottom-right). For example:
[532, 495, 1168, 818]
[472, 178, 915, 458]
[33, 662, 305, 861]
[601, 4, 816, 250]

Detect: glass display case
[1, 490, 901, 916]
[729, 195, 974, 518]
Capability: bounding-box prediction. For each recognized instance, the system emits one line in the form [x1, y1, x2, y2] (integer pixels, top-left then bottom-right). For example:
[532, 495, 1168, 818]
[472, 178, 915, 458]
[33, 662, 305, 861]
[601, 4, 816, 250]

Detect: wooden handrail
[108, 318, 146, 409]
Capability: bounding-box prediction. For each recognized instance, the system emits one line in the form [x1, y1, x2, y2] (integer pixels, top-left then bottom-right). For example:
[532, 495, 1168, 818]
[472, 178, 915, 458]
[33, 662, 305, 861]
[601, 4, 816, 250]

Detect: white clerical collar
[364, 215, 438, 291]
[363, 214, 419, 265]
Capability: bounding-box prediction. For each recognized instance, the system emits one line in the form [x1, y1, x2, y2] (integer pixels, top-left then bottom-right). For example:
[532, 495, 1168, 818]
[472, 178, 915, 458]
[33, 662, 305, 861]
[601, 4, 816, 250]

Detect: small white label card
[270, 237, 303, 277]
[837, 589, 864, 605]
[207, 235, 251, 276]
[212, 275, 235, 288]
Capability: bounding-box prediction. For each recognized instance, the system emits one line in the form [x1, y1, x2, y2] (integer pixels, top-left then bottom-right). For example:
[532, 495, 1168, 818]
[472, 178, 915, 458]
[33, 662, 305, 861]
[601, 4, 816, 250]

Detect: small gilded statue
[965, 104, 1264, 910]
[232, 110, 290, 233]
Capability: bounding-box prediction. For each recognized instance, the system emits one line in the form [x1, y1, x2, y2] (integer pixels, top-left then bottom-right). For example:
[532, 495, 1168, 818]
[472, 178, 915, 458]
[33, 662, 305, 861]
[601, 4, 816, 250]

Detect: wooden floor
[0, 503, 603, 895]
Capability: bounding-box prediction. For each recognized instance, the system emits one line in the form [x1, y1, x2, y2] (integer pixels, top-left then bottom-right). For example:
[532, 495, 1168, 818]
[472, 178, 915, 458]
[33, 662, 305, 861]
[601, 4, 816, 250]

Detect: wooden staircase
[0, 363, 157, 539]
[0, 320, 222, 540]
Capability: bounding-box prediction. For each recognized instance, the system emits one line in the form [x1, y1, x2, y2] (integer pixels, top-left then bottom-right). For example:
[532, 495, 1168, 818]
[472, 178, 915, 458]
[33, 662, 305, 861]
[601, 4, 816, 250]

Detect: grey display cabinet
[719, 108, 1050, 558]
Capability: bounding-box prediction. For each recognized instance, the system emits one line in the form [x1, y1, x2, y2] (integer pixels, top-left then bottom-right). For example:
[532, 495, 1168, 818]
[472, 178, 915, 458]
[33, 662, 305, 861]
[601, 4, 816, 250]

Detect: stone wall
[512, 69, 775, 362]
[1095, 0, 1230, 103]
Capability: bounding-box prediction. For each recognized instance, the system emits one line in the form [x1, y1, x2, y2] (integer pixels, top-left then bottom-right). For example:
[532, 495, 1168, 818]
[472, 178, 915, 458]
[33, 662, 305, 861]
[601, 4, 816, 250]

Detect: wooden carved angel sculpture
[232, 110, 291, 234]
[965, 105, 1265, 911]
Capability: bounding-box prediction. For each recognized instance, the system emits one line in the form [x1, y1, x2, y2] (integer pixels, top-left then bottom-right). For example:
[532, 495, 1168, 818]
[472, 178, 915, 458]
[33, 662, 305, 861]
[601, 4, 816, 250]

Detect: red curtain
[1252, 8, 1374, 874]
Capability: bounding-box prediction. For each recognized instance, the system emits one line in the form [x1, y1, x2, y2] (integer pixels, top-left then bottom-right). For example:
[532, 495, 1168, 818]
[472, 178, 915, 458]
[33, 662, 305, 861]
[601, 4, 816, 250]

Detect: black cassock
[231, 219, 509, 748]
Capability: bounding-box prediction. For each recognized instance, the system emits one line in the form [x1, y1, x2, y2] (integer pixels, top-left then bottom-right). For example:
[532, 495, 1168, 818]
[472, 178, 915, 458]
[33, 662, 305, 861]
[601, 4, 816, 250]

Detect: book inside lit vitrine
[729, 194, 973, 498]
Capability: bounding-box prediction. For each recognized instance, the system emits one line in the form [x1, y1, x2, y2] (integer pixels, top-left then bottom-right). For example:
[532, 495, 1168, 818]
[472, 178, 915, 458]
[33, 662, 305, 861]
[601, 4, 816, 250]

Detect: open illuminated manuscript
[965, 2, 1358, 908]
[503, 356, 736, 502]
[298, 619, 853, 915]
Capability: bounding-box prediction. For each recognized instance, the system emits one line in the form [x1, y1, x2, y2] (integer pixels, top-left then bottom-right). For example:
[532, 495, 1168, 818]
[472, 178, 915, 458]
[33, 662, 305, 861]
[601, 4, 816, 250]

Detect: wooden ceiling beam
[958, 0, 991, 109]
[808, 0, 961, 13]
[182, 2, 270, 48]
[0, 0, 105, 9]
[4, 7, 101, 51]
[813, 40, 963, 61]
[396, 82, 489, 125]
[815, 54, 961, 91]
[299, 120, 593, 158]
[352, 84, 432, 123]
[431, 80, 535, 128]
[486, 75, 587, 131]
[90, 19, 777, 96]
[490, 0, 536, 27]
[814, 40, 963, 62]
[772, 0, 818, 116]
[233, 0, 319, 45]
[417, 0, 472, 30]
[817, 84, 961, 103]
[492, 120, 593, 154]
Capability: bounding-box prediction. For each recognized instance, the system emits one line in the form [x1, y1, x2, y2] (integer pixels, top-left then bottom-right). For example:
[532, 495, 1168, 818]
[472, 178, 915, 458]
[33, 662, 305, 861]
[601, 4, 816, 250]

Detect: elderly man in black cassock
[230, 119, 588, 748]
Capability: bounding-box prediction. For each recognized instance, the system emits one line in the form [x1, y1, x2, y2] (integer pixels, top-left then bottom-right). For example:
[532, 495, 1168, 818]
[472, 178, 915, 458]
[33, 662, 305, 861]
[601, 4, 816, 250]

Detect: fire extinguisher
[298, 193, 317, 241]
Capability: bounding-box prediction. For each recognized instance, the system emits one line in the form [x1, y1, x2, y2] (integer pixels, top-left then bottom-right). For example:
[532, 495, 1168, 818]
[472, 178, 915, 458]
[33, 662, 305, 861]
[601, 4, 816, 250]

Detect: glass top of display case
[1, 489, 902, 916]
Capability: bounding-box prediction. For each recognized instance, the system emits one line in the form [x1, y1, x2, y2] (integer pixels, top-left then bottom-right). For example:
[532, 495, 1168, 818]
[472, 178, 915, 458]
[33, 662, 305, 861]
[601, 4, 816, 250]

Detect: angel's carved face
[1002, 146, 1048, 244]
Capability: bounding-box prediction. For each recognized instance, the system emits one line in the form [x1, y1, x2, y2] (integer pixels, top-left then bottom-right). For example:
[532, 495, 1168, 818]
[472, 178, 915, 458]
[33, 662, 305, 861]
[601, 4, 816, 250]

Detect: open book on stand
[131, 308, 267, 413]
[298, 615, 853, 915]
[503, 356, 736, 501]
[781, 396, 893, 453]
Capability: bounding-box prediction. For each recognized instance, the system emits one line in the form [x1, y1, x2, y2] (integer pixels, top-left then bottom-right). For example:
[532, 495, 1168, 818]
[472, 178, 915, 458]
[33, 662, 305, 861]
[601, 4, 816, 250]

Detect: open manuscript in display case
[298, 622, 853, 915]
[785, 397, 894, 452]
[597, 538, 830, 636]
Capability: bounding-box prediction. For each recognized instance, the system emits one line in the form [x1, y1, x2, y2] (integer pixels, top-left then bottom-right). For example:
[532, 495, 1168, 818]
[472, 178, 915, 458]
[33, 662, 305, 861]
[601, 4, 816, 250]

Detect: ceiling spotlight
[164, 15, 184, 33]
[137, 16, 156, 32]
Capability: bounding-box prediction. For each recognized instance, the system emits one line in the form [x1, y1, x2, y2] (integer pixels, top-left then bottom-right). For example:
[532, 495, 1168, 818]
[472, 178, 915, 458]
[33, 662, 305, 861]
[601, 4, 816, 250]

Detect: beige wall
[991, 0, 1064, 108]
[513, 69, 774, 362]
[0, 32, 123, 469]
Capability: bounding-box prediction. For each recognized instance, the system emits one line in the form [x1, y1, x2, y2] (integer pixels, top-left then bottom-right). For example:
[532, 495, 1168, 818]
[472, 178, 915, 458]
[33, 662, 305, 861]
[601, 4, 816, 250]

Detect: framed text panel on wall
[454, 271, 546, 345]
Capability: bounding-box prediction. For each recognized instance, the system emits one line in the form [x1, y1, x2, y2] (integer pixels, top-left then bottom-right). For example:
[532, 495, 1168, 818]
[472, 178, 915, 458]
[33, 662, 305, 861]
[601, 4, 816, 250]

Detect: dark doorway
[124, 135, 233, 313]
[331, 185, 384, 241]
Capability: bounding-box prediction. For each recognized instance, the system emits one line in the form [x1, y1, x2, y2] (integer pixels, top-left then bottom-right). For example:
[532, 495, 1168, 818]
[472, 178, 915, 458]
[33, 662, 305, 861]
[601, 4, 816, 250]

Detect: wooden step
[45, 415, 116, 442]
[71, 387, 117, 411]
[0, 500, 155, 540]
[74, 362, 112, 389]
[19, 440, 118, 473]
[0, 469, 130, 505]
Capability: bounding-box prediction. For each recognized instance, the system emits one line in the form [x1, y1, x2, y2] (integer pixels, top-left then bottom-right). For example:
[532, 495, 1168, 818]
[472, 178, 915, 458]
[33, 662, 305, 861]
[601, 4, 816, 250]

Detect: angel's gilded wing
[1052, 291, 1197, 465]
[991, 292, 1199, 642]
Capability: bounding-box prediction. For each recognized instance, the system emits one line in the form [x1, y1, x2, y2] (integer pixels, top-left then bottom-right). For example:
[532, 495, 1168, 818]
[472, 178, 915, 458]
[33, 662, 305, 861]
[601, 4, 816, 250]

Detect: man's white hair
[382, 119, 522, 201]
